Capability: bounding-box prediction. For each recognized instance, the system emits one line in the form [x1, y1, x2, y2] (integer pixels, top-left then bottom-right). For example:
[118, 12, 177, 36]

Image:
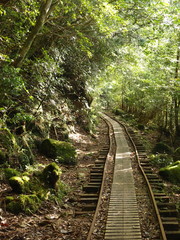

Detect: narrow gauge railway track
[87, 115, 180, 240]
[84, 114, 179, 240]
[75, 120, 110, 216]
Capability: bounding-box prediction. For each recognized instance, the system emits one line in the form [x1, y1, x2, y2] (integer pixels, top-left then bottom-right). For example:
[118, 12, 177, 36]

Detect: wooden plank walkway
[102, 114, 142, 240]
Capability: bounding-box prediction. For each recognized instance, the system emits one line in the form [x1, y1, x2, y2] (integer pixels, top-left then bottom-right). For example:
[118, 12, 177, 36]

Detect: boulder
[42, 162, 61, 188]
[40, 138, 76, 165]
[159, 161, 180, 185]
[9, 176, 28, 193]
[6, 194, 41, 214]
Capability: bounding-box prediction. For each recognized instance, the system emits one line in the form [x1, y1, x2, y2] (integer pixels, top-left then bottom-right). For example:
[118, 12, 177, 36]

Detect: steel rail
[87, 115, 116, 240]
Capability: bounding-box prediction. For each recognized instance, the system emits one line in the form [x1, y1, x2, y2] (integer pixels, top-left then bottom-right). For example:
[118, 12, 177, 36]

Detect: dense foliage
[0, 0, 179, 161]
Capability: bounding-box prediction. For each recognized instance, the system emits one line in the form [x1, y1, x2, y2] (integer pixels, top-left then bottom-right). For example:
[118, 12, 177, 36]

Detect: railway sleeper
[142, 166, 152, 170]
[165, 230, 180, 240]
[146, 174, 158, 179]
[95, 160, 105, 164]
[155, 196, 170, 203]
[90, 179, 102, 183]
[79, 197, 98, 204]
[148, 179, 163, 183]
[159, 209, 178, 217]
[90, 172, 103, 176]
[140, 159, 149, 163]
[157, 202, 177, 209]
[91, 168, 104, 172]
[151, 184, 164, 190]
[81, 204, 97, 211]
[83, 185, 101, 193]
[154, 192, 167, 197]
[163, 221, 179, 230]
[99, 150, 109, 155]
[98, 155, 107, 160]
[136, 145, 146, 152]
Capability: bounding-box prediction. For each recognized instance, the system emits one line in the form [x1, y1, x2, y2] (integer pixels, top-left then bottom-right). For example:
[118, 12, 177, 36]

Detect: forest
[0, 0, 179, 238]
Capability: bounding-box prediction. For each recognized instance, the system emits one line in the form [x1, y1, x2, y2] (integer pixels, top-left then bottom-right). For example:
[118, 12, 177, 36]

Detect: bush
[152, 142, 173, 154]
[150, 154, 173, 168]
[113, 108, 124, 116]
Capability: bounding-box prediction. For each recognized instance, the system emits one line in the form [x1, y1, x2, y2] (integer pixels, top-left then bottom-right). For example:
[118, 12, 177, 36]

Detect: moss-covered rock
[152, 142, 173, 154]
[5, 196, 22, 214]
[159, 161, 180, 185]
[4, 168, 20, 180]
[42, 162, 61, 188]
[40, 139, 76, 165]
[0, 150, 7, 164]
[9, 176, 26, 193]
[6, 194, 41, 214]
[173, 147, 180, 161]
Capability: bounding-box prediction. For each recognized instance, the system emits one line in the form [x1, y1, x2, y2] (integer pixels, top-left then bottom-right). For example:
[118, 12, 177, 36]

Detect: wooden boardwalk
[102, 114, 142, 240]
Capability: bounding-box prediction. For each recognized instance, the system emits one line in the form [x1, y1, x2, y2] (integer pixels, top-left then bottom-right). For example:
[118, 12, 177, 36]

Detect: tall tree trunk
[13, 0, 58, 68]
[174, 47, 180, 136]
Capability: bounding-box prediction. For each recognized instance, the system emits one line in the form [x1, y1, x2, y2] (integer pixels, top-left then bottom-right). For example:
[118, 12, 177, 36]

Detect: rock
[9, 176, 26, 193]
[40, 138, 76, 165]
[42, 162, 61, 188]
[6, 194, 41, 214]
[159, 161, 180, 184]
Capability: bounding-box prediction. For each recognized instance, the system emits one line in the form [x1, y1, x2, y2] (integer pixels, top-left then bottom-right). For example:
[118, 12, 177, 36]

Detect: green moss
[174, 147, 180, 161]
[6, 194, 41, 214]
[6, 196, 22, 214]
[42, 162, 61, 188]
[4, 168, 20, 180]
[40, 138, 76, 165]
[9, 176, 25, 193]
[153, 142, 173, 154]
[159, 161, 180, 185]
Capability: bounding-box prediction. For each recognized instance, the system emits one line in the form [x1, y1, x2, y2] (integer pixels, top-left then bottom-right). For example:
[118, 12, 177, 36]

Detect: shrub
[152, 142, 172, 154]
[150, 154, 173, 168]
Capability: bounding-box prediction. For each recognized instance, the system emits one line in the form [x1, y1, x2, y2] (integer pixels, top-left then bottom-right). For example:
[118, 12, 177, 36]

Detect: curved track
[86, 114, 180, 240]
